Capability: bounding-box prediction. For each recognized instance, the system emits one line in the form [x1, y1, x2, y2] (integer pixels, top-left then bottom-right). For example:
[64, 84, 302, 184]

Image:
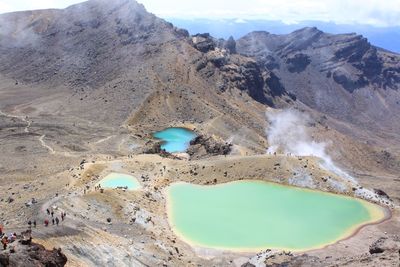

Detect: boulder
[192, 33, 216, 53]
[369, 237, 400, 254]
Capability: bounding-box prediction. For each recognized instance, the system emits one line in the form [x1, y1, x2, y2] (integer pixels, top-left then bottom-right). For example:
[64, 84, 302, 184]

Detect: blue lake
[153, 128, 197, 153]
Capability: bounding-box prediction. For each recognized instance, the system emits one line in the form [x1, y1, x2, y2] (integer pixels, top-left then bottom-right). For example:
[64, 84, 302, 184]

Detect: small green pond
[167, 181, 385, 251]
[97, 173, 141, 190]
[153, 127, 197, 153]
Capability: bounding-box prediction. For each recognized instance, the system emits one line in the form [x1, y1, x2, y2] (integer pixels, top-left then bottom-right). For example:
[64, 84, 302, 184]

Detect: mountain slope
[237, 28, 400, 139]
[0, 0, 289, 135]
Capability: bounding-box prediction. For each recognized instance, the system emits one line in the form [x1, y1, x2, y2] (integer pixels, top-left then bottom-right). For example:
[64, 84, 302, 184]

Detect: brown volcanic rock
[0, 0, 184, 87]
[187, 135, 232, 159]
[191, 32, 293, 106]
[0, 233, 67, 267]
[237, 27, 400, 138]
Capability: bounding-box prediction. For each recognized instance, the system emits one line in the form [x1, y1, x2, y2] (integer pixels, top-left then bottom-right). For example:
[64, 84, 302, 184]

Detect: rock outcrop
[191, 32, 293, 106]
[187, 135, 232, 159]
[0, 231, 67, 267]
[369, 236, 400, 254]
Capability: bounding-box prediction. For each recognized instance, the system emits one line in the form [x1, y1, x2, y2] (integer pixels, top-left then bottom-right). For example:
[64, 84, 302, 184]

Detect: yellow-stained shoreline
[165, 180, 390, 253]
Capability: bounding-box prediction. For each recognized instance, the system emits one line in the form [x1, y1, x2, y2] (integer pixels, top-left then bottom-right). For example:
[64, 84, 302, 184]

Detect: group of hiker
[0, 225, 17, 250]
[94, 184, 102, 191]
[27, 220, 37, 228]
[83, 184, 103, 195]
[44, 208, 66, 227]
[0, 205, 69, 251]
[93, 184, 104, 193]
[1, 226, 34, 251]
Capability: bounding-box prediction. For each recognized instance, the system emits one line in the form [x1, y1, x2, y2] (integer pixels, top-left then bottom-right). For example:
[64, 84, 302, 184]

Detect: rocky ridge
[236, 28, 400, 135]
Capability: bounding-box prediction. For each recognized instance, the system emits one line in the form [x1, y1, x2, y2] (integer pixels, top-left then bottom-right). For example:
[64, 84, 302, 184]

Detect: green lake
[98, 173, 141, 190]
[167, 181, 385, 251]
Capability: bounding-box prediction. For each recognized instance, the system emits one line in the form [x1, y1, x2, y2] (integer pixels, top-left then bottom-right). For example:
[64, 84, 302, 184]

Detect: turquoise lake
[153, 127, 197, 153]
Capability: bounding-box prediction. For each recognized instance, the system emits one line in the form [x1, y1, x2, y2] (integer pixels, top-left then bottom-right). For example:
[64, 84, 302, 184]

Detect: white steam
[266, 109, 356, 183]
[266, 109, 323, 157]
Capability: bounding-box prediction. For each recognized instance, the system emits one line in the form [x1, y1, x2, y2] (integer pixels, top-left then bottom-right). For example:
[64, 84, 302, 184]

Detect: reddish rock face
[0, 231, 67, 267]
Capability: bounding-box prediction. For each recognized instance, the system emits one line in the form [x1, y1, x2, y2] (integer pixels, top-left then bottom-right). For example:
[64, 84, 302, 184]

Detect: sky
[0, 0, 399, 27]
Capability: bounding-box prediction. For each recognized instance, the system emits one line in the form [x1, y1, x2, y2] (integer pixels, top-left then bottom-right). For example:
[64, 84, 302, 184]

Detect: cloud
[0, 0, 84, 14]
[0, 2, 12, 13]
[0, 0, 399, 27]
[140, 0, 400, 27]
[234, 18, 247, 24]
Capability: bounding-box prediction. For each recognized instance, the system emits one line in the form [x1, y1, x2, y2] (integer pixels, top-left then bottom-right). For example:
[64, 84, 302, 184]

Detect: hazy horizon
[0, 0, 399, 28]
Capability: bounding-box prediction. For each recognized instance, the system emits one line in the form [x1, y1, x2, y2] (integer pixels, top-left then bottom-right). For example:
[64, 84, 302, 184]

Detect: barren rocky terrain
[0, 0, 399, 266]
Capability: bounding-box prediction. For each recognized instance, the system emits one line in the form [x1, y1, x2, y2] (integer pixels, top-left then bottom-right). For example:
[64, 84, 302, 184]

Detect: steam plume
[266, 109, 356, 183]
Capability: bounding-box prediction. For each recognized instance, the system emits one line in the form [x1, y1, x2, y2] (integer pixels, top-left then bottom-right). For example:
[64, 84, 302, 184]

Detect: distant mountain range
[168, 19, 400, 53]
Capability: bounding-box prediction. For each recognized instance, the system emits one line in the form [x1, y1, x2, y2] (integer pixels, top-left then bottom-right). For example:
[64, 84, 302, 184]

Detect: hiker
[1, 236, 7, 250]
[52, 218, 55, 225]
[6, 233, 13, 243]
[33, 220, 37, 228]
[46, 208, 50, 215]
[61, 212, 65, 221]
[44, 219, 49, 227]
[0, 225, 3, 236]
[55, 217, 59, 226]
[51, 210, 54, 217]
[11, 233, 17, 242]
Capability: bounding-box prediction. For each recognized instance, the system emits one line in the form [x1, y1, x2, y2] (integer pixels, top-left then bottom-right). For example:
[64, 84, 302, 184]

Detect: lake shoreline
[165, 180, 390, 254]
